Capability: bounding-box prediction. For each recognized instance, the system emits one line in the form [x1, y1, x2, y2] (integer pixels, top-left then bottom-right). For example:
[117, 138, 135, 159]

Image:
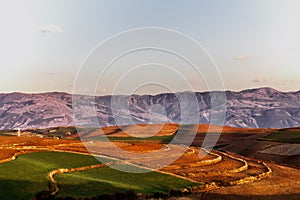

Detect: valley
[0, 124, 299, 199]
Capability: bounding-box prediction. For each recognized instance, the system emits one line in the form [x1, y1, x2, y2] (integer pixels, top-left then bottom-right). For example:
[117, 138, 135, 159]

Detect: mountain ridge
[0, 87, 300, 130]
[2, 87, 300, 96]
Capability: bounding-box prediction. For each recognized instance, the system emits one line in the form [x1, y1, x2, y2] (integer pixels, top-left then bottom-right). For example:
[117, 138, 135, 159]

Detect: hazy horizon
[1, 86, 299, 96]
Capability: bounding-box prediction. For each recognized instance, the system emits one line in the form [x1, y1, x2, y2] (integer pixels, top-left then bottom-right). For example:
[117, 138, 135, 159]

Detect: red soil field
[1, 125, 299, 200]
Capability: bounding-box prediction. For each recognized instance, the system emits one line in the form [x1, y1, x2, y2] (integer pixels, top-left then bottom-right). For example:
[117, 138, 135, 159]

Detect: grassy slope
[0, 152, 111, 200]
[56, 165, 199, 198]
[260, 130, 300, 143]
[0, 151, 198, 199]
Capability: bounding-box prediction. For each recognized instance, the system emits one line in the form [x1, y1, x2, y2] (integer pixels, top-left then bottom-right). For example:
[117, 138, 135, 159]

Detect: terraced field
[0, 151, 198, 199]
[159, 148, 272, 190]
[55, 164, 198, 198]
[78, 124, 179, 139]
[77, 140, 273, 190]
[0, 131, 299, 199]
[0, 152, 110, 200]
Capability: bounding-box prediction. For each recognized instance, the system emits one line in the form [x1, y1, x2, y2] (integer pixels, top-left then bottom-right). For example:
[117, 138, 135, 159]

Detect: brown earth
[104, 123, 179, 137]
[216, 133, 300, 168]
[0, 149, 18, 161]
[185, 163, 300, 200]
[99, 123, 273, 138]
[181, 124, 275, 134]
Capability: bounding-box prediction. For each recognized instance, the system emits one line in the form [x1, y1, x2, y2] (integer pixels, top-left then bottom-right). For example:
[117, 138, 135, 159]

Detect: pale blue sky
[0, 0, 299, 94]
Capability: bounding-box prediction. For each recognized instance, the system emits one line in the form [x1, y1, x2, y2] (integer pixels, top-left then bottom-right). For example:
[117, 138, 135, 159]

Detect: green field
[259, 130, 300, 143]
[0, 151, 198, 199]
[88, 135, 175, 143]
[0, 152, 109, 200]
[56, 164, 198, 198]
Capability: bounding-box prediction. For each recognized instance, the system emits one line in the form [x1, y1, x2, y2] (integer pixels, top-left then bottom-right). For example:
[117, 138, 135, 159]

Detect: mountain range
[0, 87, 300, 130]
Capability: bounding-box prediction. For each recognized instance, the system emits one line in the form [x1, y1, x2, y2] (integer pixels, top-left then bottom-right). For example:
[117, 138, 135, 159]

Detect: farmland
[0, 124, 299, 199]
[0, 152, 110, 200]
[56, 164, 198, 198]
[259, 129, 300, 143]
[0, 151, 198, 199]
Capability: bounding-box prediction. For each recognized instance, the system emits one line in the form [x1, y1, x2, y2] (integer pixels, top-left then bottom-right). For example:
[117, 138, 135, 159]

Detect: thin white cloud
[233, 55, 251, 61]
[40, 24, 64, 33]
[252, 78, 268, 83]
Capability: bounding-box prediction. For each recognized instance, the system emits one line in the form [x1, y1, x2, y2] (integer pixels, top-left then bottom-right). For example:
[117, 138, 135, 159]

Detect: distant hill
[0, 87, 300, 130]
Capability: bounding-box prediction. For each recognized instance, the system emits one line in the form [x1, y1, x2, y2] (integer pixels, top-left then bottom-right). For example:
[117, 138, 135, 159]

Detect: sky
[0, 0, 299, 95]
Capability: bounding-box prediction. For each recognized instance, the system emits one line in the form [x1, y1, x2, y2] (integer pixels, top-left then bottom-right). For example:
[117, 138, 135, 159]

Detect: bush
[35, 190, 51, 200]
[169, 188, 183, 197]
[115, 190, 138, 200]
[153, 192, 167, 199]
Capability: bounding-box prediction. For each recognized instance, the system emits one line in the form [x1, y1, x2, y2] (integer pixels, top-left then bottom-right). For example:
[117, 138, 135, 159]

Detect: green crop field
[0, 152, 112, 200]
[0, 151, 198, 199]
[259, 130, 300, 143]
[56, 164, 199, 198]
[88, 135, 174, 143]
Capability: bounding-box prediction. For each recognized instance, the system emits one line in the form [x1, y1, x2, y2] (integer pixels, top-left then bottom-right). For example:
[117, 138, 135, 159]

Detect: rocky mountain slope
[0, 87, 299, 130]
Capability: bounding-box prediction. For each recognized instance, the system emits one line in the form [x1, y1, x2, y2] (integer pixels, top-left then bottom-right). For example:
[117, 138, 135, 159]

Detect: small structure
[17, 128, 21, 137]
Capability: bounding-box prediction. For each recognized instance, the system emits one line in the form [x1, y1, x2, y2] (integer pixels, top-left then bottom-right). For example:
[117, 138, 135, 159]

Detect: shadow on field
[53, 180, 127, 198]
[0, 179, 45, 200]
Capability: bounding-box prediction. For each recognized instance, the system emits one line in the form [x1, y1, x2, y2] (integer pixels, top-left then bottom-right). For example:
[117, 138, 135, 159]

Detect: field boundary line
[48, 161, 118, 195]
